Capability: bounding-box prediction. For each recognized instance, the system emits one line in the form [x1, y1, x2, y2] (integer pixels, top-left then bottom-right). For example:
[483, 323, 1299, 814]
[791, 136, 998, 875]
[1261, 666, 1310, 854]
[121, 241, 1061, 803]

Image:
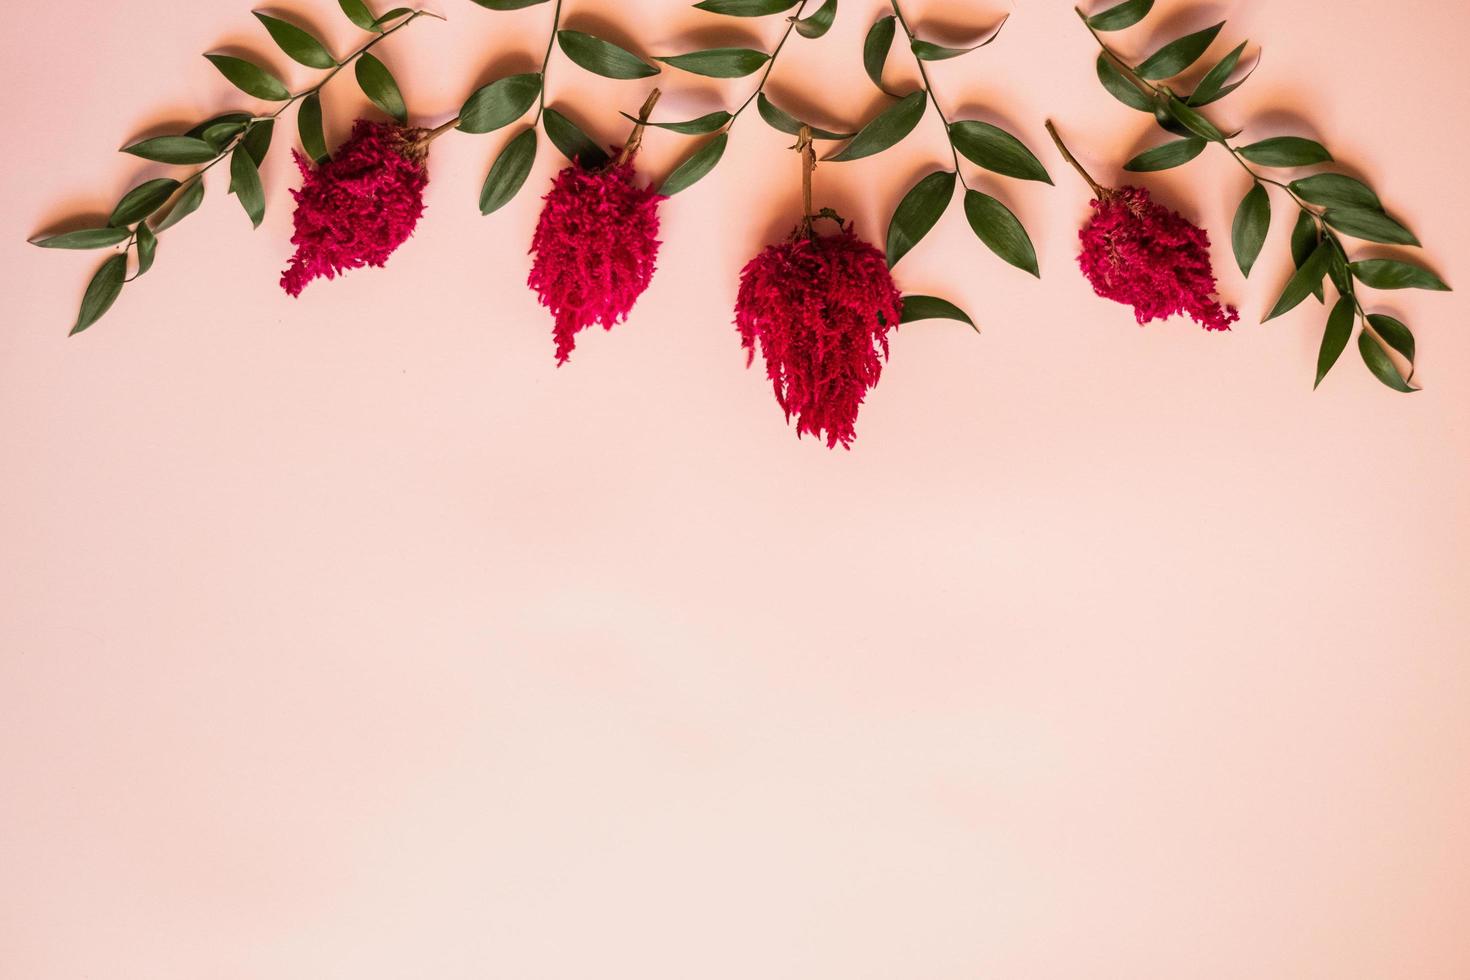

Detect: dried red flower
[1077, 185, 1238, 332]
[280, 119, 429, 297]
[526, 158, 663, 364]
[734, 225, 903, 449]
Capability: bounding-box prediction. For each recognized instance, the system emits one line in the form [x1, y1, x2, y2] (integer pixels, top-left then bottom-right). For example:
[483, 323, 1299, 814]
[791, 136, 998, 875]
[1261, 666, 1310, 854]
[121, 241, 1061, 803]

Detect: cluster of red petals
[1078, 185, 1238, 332]
[280, 120, 429, 297]
[527, 158, 663, 364]
[734, 226, 903, 449]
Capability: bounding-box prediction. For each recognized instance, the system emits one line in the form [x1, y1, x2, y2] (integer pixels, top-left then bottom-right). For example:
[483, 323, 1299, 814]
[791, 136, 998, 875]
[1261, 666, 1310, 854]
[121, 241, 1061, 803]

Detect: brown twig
[798, 123, 815, 236]
[616, 88, 662, 166]
[1045, 119, 1107, 198]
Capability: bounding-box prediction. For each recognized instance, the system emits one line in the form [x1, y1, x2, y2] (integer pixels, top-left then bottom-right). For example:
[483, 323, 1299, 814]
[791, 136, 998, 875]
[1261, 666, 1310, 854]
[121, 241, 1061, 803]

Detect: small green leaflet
[659, 133, 728, 196]
[1358, 329, 1415, 392]
[470, 0, 552, 8]
[693, 0, 799, 15]
[109, 178, 181, 227]
[187, 111, 252, 148]
[794, 0, 837, 39]
[620, 110, 731, 135]
[1237, 136, 1331, 166]
[134, 223, 158, 277]
[298, 93, 329, 163]
[1231, 182, 1269, 277]
[1265, 239, 1330, 320]
[230, 145, 265, 227]
[1096, 54, 1152, 111]
[356, 53, 407, 124]
[826, 91, 925, 162]
[339, 0, 382, 30]
[152, 178, 206, 233]
[1289, 173, 1381, 211]
[963, 189, 1038, 277]
[863, 16, 896, 92]
[947, 121, 1051, 183]
[755, 94, 852, 140]
[71, 254, 127, 335]
[1314, 296, 1354, 388]
[900, 295, 976, 331]
[1289, 209, 1324, 302]
[1323, 208, 1419, 247]
[458, 73, 542, 133]
[557, 30, 659, 80]
[910, 14, 1008, 61]
[1087, 0, 1154, 32]
[372, 7, 415, 29]
[1136, 22, 1223, 80]
[480, 127, 537, 215]
[1350, 259, 1449, 291]
[1123, 137, 1205, 172]
[204, 54, 290, 101]
[1188, 41, 1246, 105]
[886, 170, 955, 268]
[30, 226, 132, 249]
[655, 48, 770, 78]
[542, 108, 610, 169]
[1368, 313, 1415, 369]
[254, 12, 336, 69]
[122, 135, 219, 164]
[1162, 98, 1225, 142]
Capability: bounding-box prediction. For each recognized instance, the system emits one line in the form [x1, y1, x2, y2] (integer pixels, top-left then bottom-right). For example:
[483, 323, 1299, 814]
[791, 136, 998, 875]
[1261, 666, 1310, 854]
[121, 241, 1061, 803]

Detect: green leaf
[1087, 0, 1154, 31]
[794, 0, 837, 38]
[557, 30, 659, 79]
[1314, 296, 1354, 388]
[1367, 313, 1415, 368]
[655, 48, 769, 78]
[134, 222, 157, 277]
[886, 170, 955, 268]
[911, 13, 1007, 60]
[863, 16, 896, 91]
[356, 52, 407, 124]
[754, 94, 852, 140]
[458, 73, 542, 133]
[30, 226, 132, 249]
[240, 119, 273, 166]
[692, 0, 799, 14]
[121, 135, 219, 164]
[339, 0, 379, 30]
[71, 254, 127, 335]
[621, 109, 731, 135]
[1265, 239, 1330, 320]
[1123, 137, 1206, 171]
[152, 177, 205, 233]
[187, 111, 252, 146]
[1323, 208, 1419, 246]
[253, 12, 336, 69]
[1289, 209, 1324, 302]
[204, 54, 290, 101]
[1136, 21, 1223, 80]
[826, 91, 925, 162]
[900, 295, 976, 331]
[469, 0, 551, 7]
[230, 144, 265, 228]
[947, 120, 1051, 183]
[1162, 97, 1225, 142]
[1189, 54, 1257, 106]
[1231, 182, 1270, 277]
[1095, 54, 1152, 111]
[963, 188, 1038, 277]
[1289, 173, 1381, 211]
[541, 107, 610, 169]
[298, 92, 329, 163]
[1237, 136, 1331, 167]
[659, 132, 728, 196]
[1358, 328, 1415, 392]
[1326, 241, 1351, 296]
[1187, 40, 1246, 105]
[1350, 258, 1449, 291]
[109, 178, 180, 227]
[371, 7, 414, 28]
[479, 126, 537, 214]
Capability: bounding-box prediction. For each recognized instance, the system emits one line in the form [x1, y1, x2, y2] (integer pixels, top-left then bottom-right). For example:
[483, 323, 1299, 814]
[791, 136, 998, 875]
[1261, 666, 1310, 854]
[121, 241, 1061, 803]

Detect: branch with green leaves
[456, 0, 667, 213]
[30, 0, 439, 335]
[842, 1, 1051, 331]
[1077, 0, 1450, 392]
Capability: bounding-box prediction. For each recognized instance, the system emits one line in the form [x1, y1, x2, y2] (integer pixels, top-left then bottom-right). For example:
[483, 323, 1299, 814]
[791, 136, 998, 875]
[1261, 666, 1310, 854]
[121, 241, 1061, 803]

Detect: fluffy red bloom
[734, 226, 903, 449]
[1078, 185, 1238, 331]
[527, 158, 663, 364]
[280, 119, 429, 297]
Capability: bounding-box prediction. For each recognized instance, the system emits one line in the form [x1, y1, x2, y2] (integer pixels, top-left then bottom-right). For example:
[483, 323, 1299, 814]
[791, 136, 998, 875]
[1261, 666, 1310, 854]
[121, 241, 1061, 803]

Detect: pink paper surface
[3, 1, 1468, 976]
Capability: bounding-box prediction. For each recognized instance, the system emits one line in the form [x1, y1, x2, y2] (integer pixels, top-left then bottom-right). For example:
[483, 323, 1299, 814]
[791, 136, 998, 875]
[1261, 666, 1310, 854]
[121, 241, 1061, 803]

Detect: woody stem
[616, 88, 661, 166]
[799, 123, 815, 235]
[1045, 120, 1106, 198]
[423, 115, 461, 142]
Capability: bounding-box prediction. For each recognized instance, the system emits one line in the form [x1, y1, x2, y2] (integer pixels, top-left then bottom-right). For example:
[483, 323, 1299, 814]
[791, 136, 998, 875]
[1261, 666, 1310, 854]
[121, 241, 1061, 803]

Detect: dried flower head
[734, 225, 903, 449]
[280, 119, 429, 297]
[1078, 185, 1239, 332]
[526, 157, 663, 364]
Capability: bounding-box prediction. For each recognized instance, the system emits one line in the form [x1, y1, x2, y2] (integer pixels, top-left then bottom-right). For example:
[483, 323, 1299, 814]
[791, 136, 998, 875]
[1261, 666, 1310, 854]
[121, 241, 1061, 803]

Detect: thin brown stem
[423, 115, 461, 142]
[798, 123, 815, 236]
[615, 88, 661, 166]
[1044, 120, 1106, 198]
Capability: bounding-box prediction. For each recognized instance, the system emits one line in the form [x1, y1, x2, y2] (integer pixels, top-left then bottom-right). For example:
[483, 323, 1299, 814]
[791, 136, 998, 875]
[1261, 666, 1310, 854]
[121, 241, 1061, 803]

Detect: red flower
[527, 158, 663, 364]
[280, 120, 429, 297]
[734, 226, 903, 449]
[1078, 185, 1238, 331]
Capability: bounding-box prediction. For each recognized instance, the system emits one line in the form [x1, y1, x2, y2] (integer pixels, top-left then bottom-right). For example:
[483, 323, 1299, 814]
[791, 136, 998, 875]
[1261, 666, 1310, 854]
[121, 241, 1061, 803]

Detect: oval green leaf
[1289, 209, 1324, 303]
[470, 0, 552, 8]
[1265, 239, 1330, 320]
[542, 107, 610, 169]
[356, 53, 407, 124]
[659, 133, 728, 196]
[826, 91, 925, 162]
[900, 295, 976, 331]
[1188, 40, 1246, 105]
[1288, 173, 1381, 211]
[30, 226, 132, 249]
[479, 127, 537, 215]
[863, 16, 896, 91]
[71, 254, 127, 335]
[152, 177, 205, 233]
[655, 48, 769, 78]
[1231, 182, 1270, 277]
[229, 144, 265, 228]
[1087, 0, 1154, 31]
[134, 222, 158, 277]
[621, 109, 731, 135]
[1314, 296, 1355, 388]
[1368, 313, 1415, 368]
[1358, 329, 1415, 392]
[1323, 208, 1419, 247]
[794, 0, 837, 38]
[1096, 53, 1152, 111]
[458, 73, 542, 133]
[339, 0, 379, 30]
[948, 120, 1051, 183]
[204, 54, 290, 101]
[1136, 22, 1223, 80]
[1162, 98, 1225, 142]
[754, 94, 852, 140]
[557, 29, 659, 80]
[963, 188, 1038, 277]
[298, 93, 329, 163]
[886, 170, 955, 268]
[109, 178, 181, 227]
[1237, 136, 1331, 167]
[121, 135, 219, 164]
[1350, 259, 1449, 291]
[692, 0, 799, 14]
[1123, 137, 1206, 172]
[253, 12, 336, 69]
[910, 14, 1007, 61]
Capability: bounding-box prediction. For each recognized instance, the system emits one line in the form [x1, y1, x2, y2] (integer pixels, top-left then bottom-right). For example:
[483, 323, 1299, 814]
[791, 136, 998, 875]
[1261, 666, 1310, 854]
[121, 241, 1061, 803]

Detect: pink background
[3, 0, 1469, 976]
